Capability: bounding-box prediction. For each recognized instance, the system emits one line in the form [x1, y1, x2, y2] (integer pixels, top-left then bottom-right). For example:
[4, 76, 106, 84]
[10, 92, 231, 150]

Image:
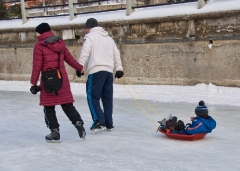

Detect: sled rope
[120, 80, 158, 127]
[123, 77, 162, 119]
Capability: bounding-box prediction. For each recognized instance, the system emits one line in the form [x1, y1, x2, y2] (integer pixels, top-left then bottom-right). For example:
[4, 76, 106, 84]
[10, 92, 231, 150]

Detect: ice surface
[1, 0, 240, 168]
[0, 81, 239, 171]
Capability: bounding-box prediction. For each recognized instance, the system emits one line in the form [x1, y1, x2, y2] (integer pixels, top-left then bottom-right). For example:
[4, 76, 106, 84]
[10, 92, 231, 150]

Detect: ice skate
[75, 121, 86, 140]
[45, 129, 60, 143]
[106, 126, 114, 132]
[158, 118, 167, 126]
[91, 126, 106, 134]
[166, 113, 173, 121]
[90, 122, 106, 134]
[157, 118, 167, 133]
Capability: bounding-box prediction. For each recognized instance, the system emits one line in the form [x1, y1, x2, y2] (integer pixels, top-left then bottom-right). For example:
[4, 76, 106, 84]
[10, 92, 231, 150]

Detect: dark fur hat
[85, 18, 98, 28]
[195, 100, 208, 118]
[35, 23, 51, 34]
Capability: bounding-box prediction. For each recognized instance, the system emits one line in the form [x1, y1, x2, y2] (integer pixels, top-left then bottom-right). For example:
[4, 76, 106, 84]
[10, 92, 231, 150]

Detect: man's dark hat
[85, 18, 98, 28]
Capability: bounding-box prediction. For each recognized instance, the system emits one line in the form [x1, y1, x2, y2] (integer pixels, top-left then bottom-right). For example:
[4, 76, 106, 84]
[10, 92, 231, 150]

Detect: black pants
[44, 103, 83, 130]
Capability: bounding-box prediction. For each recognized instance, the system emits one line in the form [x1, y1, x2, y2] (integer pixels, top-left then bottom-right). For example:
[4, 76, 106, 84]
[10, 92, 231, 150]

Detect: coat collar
[38, 31, 54, 41]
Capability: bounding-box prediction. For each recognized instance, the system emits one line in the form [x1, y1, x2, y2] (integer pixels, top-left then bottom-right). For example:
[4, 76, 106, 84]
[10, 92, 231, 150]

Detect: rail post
[198, 0, 207, 9]
[69, 0, 77, 20]
[126, 0, 135, 16]
[21, 0, 28, 24]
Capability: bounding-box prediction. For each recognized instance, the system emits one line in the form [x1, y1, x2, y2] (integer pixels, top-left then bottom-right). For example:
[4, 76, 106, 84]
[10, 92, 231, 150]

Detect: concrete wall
[0, 10, 240, 87]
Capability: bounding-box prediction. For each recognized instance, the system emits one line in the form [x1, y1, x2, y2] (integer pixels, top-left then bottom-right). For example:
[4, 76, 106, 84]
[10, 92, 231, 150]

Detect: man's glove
[76, 70, 84, 77]
[30, 85, 41, 95]
[114, 71, 124, 79]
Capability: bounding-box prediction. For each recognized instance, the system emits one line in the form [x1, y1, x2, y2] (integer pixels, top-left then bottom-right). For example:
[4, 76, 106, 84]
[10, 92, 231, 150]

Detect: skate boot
[157, 118, 167, 132]
[90, 122, 106, 134]
[75, 121, 86, 140]
[166, 113, 173, 121]
[158, 118, 167, 126]
[106, 126, 114, 132]
[45, 128, 60, 143]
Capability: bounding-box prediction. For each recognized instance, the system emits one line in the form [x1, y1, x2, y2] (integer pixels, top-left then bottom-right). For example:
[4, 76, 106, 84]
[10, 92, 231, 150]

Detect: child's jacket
[186, 116, 216, 134]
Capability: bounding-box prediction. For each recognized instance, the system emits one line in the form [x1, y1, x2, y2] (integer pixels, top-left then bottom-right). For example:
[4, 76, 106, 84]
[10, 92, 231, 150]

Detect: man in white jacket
[77, 18, 124, 132]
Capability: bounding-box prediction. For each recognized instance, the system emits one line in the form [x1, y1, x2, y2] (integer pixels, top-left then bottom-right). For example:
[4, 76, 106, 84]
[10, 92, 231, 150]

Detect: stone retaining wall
[0, 9, 240, 87]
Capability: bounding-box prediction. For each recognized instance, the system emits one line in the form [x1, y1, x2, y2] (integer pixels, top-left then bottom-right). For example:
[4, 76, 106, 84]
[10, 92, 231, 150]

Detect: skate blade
[92, 126, 106, 134]
[81, 133, 86, 140]
[46, 140, 61, 143]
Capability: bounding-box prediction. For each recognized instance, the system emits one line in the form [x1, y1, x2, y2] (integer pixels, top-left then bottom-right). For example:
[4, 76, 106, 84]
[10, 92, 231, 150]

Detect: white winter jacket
[78, 27, 123, 75]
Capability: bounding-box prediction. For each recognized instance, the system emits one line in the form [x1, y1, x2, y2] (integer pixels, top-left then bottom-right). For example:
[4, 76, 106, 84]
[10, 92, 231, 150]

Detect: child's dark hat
[195, 100, 208, 118]
[35, 23, 51, 34]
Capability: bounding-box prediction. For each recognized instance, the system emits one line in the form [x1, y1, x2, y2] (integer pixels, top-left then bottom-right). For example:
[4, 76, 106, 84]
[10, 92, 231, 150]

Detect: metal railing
[0, 0, 21, 20]
[25, 0, 69, 18]
[0, 0, 208, 23]
[73, 0, 126, 16]
[134, 0, 198, 8]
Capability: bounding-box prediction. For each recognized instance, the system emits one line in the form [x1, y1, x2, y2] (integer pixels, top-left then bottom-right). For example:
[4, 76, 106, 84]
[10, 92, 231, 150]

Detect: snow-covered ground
[1, 80, 240, 107]
[0, 80, 239, 171]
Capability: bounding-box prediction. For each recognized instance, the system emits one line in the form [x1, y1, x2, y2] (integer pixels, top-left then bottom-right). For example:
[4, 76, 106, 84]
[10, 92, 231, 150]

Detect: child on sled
[158, 101, 216, 135]
[185, 100, 216, 134]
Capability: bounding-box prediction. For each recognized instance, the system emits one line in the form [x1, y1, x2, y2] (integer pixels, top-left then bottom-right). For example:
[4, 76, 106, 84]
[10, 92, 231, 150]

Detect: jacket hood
[196, 116, 216, 131]
[38, 31, 66, 52]
[90, 27, 109, 36]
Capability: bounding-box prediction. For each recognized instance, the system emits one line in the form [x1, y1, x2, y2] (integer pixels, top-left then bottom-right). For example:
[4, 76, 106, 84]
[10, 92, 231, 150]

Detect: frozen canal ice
[0, 90, 239, 171]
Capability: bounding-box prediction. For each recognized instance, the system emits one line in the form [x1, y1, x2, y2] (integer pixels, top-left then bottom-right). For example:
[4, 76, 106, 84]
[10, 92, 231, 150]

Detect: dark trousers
[44, 103, 83, 130]
[86, 71, 113, 129]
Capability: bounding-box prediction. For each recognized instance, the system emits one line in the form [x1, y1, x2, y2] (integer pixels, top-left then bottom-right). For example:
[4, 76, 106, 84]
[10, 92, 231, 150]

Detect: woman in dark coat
[30, 23, 86, 141]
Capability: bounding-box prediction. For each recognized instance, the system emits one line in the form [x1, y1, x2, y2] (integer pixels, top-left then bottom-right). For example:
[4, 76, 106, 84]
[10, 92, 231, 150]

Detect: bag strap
[55, 52, 61, 96]
[57, 52, 60, 69]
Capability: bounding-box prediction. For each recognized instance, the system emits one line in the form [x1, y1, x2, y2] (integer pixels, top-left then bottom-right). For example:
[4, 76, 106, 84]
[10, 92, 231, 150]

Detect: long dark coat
[30, 31, 82, 106]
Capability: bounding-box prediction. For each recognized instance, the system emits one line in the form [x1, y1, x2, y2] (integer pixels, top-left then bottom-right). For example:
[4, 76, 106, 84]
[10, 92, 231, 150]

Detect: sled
[158, 128, 207, 141]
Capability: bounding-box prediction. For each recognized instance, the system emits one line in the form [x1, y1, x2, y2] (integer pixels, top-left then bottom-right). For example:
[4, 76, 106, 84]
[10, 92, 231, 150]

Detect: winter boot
[75, 121, 86, 140]
[45, 128, 60, 142]
[171, 116, 178, 122]
[177, 120, 186, 130]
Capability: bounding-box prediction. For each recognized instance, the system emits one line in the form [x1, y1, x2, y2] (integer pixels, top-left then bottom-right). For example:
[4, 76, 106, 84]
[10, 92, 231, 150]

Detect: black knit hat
[85, 18, 98, 28]
[195, 100, 208, 118]
[35, 23, 51, 34]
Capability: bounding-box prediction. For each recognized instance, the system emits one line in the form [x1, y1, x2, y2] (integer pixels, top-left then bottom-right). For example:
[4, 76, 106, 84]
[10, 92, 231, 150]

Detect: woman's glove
[30, 85, 41, 94]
